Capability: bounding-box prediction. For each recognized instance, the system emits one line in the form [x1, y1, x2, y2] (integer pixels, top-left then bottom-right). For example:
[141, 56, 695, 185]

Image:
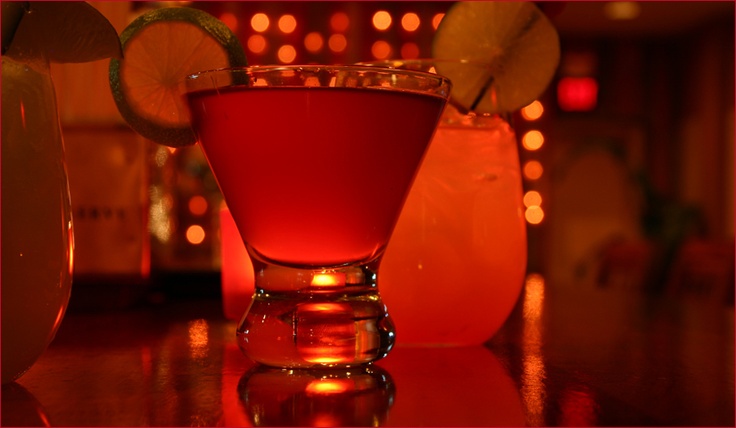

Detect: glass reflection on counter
[238, 365, 395, 426]
[1, 382, 51, 427]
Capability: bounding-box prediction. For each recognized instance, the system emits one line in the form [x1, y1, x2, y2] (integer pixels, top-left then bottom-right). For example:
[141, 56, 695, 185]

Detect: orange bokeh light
[523, 191, 542, 208]
[219, 12, 238, 32]
[522, 130, 545, 151]
[250, 13, 269, 32]
[304, 32, 324, 53]
[328, 34, 347, 53]
[521, 100, 544, 121]
[330, 11, 349, 32]
[401, 12, 420, 31]
[372, 10, 392, 31]
[188, 195, 208, 216]
[525, 206, 545, 225]
[432, 13, 444, 30]
[278, 14, 297, 34]
[277, 44, 297, 63]
[186, 225, 206, 245]
[523, 160, 544, 180]
[247, 34, 267, 54]
[401, 42, 420, 59]
[371, 40, 392, 60]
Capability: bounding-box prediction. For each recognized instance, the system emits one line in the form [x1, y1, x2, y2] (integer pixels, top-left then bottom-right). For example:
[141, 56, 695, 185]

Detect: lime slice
[3, 1, 122, 63]
[109, 7, 248, 147]
[432, 2, 560, 115]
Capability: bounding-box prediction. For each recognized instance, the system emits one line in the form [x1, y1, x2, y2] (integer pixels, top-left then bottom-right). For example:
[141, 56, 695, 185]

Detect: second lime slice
[432, 2, 560, 115]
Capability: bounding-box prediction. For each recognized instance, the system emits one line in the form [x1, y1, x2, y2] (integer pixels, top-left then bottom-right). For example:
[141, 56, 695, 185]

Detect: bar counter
[2, 277, 733, 427]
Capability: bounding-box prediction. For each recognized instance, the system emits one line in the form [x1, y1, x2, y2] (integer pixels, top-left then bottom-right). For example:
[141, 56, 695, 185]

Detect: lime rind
[109, 7, 247, 147]
[432, 2, 560, 115]
[3, 1, 122, 64]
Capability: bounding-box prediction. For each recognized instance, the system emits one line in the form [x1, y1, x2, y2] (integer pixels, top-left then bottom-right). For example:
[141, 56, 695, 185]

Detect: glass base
[236, 262, 395, 368]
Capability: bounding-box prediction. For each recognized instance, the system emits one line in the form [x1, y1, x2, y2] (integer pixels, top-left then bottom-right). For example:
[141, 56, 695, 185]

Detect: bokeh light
[401, 12, 420, 32]
[432, 13, 444, 30]
[304, 32, 324, 53]
[250, 13, 269, 32]
[372, 10, 392, 31]
[188, 195, 208, 216]
[330, 11, 349, 32]
[186, 225, 206, 245]
[521, 100, 544, 121]
[277, 44, 297, 63]
[522, 130, 545, 151]
[523, 160, 544, 180]
[401, 42, 420, 59]
[523, 191, 543, 208]
[371, 40, 392, 60]
[247, 34, 267, 55]
[278, 14, 297, 34]
[219, 12, 238, 32]
[525, 206, 545, 225]
[328, 34, 347, 53]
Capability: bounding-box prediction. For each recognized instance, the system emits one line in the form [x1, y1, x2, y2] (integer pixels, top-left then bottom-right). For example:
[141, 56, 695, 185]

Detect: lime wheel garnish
[109, 7, 248, 147]
[432, 2, 560, 114]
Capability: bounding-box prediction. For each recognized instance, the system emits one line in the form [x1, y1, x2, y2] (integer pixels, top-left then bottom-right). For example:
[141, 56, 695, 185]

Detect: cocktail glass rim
[184, 63, 452, 99]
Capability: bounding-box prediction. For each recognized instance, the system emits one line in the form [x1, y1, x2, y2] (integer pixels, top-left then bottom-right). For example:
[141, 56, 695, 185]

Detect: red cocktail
[185, 66, 450, 367]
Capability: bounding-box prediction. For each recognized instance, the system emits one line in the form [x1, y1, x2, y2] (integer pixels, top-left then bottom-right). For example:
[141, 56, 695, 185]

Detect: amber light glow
[277, 45, 297, 63]
[247, 34, 267, 54]
[525, 206, 545, 225]
[304, 32, 324, 53]
[521, 273, 546, 425]
[278, 14, 297, 34]
[523, 191, 542, 208]
[328, 34, 347, 53]
[372, 11, 392, 30]
[250, 13, 269, 32]
[186, 225, 206, 244]
[312, 273, 346, 287]
[521, 100, 544, 121]
[432, 13, 444, 30]
[522, 130, 545, 151]
[305, 378, 353, 395]
[188, 319, 209, 359]
[371, 40, 392, 59]
[401, 12, 420, 31]
[604, 1, 641, 20]
[523, 160, 544, 180]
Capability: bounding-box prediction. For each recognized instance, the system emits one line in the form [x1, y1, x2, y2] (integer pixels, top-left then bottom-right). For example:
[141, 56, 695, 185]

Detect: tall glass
[364, 59, 527, 345]
[184, 65, 450, 367]
[2, 55, 74, 383]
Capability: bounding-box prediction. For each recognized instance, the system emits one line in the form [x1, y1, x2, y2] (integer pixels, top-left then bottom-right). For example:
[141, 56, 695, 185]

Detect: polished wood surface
[2, 278, 733, 427]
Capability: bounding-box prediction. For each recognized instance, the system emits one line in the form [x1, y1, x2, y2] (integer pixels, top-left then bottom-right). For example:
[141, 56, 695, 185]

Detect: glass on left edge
[184, 65, 450, 368]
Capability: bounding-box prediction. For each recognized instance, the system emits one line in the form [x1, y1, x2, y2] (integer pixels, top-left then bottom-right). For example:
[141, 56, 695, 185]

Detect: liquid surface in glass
[187, 86, 445, 267]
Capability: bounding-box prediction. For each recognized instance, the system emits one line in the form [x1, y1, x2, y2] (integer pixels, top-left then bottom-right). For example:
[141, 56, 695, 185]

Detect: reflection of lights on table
[220, 205, 254, 321]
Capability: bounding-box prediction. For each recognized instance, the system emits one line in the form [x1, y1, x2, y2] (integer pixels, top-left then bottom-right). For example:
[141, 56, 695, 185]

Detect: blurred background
[50, 1, 734, 308]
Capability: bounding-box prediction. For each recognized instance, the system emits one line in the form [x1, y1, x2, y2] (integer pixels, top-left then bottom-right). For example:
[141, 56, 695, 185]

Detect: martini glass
[184, 65, 450, 367]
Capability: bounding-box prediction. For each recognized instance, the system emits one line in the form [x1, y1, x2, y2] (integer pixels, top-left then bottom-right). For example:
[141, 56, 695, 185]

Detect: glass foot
[236, 263, 395, 368]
